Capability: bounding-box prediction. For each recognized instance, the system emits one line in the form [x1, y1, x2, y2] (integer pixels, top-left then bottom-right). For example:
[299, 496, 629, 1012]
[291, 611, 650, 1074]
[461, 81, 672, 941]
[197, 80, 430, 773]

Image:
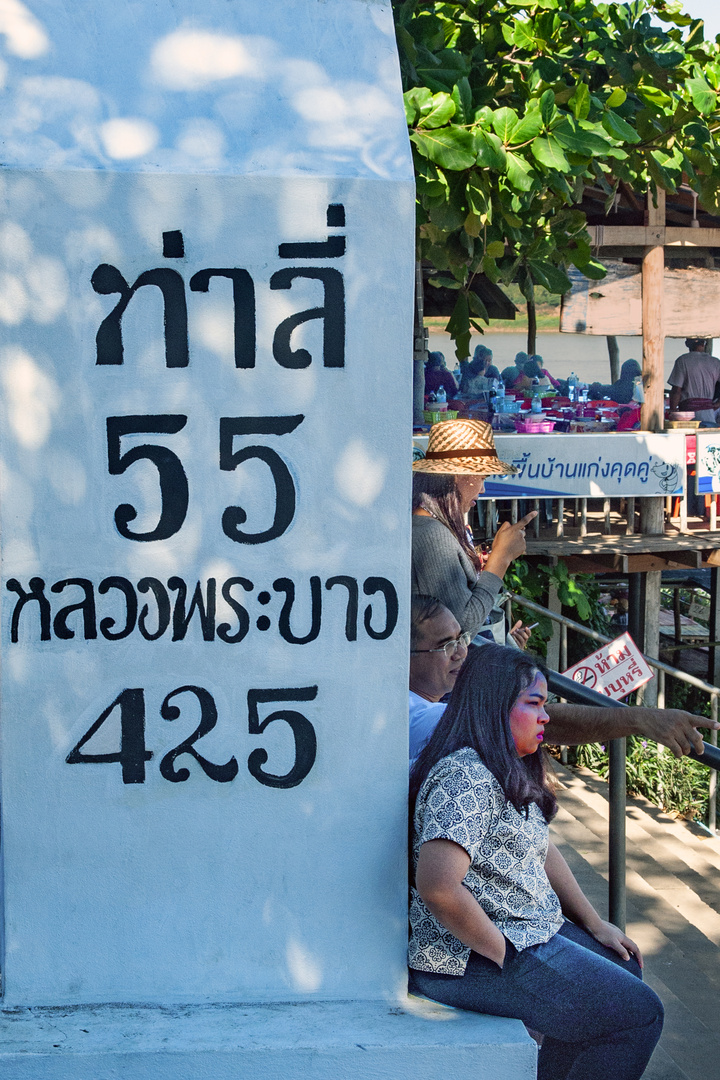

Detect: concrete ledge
[0, 998, 536, 1079]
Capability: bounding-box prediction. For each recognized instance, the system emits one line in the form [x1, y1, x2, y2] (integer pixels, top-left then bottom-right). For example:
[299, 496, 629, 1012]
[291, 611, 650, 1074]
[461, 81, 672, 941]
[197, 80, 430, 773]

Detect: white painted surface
[0, 999, 536, 1079]
[0, 0, 415, 1007]
[0, 0, 410, 180]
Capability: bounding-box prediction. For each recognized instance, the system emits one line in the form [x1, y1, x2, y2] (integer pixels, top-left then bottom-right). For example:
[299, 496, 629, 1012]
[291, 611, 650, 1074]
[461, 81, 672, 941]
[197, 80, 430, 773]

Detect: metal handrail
[545, 670, 720, 928]
[504, 591, 720, 930]
[506, 590, 720, 696]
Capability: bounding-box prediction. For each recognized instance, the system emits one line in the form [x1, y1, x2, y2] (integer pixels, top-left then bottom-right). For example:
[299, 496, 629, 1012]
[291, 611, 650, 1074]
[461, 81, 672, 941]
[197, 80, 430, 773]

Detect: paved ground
[549, 758, 720, 1080]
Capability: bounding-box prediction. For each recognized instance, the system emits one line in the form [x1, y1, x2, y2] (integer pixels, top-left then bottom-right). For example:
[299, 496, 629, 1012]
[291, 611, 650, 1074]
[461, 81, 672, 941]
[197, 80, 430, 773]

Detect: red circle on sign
[572, 666, 597, 687]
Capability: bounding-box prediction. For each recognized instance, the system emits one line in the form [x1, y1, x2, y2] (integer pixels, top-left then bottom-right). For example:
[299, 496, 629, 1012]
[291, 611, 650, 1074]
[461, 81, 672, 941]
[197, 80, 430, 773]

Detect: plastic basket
[424, 410, 458, 424]
[514, 419, 555, 434]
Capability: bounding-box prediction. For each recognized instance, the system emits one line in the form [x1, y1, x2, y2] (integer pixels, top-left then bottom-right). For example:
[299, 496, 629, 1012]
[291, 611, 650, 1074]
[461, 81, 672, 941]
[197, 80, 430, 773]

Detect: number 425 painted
[66, 685, 317, 789]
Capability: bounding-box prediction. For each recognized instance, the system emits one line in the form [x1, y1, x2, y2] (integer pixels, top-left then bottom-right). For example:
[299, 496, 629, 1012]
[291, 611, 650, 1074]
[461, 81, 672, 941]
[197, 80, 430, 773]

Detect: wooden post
[640, 189, 665, 434]
[638, 189, 665, 703]
[607, 335, 620, 383]
[527, 290, 537, 356]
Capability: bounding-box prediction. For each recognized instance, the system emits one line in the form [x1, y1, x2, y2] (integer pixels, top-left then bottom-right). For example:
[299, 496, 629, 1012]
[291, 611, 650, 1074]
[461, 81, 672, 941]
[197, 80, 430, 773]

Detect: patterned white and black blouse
[409, 746, 563, 975]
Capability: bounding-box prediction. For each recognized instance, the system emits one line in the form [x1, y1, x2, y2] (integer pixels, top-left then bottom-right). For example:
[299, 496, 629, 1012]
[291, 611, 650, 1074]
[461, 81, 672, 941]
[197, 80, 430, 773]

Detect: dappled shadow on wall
[0, 1, 410, 179]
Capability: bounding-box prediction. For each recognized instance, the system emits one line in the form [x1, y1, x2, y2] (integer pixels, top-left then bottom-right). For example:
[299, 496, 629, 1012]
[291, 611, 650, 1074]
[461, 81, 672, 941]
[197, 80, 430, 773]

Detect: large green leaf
[637, 85, 673, 109]
[446, 292, 470, 360]
[418, 93, 456, 129]
[601, 111, 642, 144]
[492, 107, 520, 143]
[527, 259, 572, 294]
[510, 108, 543, 143]
[451, 78, 472, 124]
[403, 87, 433, 125]
[684, 121, 712, 146]
[474, 130, 507, 170]
[466, 176, 489, 216]
[575, 257, 606, 280]
[605, 87, 627, 108]
[505, 151, 536, 191]
[531, 136, 570, 171]
[687, 77, 717, 116]
[512, 20, 536, 49]
[569, 82, 590, 121]
[540, 89, 557, 127]
[410, 127, 477, 170]
[429, 201, 466, 230]
[685, 18, 705, 50]
[647, 149, 680, 190]
[467, 290, 489, 321]
[553, 119, 612, 155]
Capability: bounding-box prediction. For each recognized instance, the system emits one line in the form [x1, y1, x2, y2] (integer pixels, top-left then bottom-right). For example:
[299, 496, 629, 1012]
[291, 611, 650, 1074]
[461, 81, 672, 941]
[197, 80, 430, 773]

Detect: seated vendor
[588, 359, 641, 405]
[458, 345, 493, 397]
[424, 351, 458, 399]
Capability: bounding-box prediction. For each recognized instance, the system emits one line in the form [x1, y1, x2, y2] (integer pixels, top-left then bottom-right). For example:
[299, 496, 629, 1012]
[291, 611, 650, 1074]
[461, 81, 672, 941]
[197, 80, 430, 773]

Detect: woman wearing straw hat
[412, 419, 536, 641]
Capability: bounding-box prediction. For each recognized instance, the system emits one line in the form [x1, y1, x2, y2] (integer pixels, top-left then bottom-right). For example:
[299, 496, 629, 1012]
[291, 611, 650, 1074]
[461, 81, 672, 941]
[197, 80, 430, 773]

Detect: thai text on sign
[563, 633, 654, 701]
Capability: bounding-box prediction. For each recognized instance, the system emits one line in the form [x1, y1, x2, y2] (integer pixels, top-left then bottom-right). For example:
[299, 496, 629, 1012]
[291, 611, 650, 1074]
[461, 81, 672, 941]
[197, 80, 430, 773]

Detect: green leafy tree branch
[394, 0, 720, 358]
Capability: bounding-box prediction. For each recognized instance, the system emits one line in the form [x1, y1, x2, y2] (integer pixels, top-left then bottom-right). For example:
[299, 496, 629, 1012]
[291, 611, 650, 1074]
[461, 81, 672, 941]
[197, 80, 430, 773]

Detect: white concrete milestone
[0, 0, 536, 1076]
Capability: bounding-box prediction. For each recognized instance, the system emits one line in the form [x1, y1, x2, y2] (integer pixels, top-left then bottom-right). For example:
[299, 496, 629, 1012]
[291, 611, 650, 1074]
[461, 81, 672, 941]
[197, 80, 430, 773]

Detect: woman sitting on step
[408, 644, 664, 1080]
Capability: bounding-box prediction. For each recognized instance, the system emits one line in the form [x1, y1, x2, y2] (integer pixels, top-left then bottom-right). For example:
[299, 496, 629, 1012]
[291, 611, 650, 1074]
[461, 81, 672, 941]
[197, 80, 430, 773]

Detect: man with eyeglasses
[409, 594, 719, 764]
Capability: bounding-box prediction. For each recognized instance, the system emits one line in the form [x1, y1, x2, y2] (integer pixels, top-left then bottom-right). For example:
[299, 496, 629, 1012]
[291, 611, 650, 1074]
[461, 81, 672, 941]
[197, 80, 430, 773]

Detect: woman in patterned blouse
[408, 644, 663, 1080]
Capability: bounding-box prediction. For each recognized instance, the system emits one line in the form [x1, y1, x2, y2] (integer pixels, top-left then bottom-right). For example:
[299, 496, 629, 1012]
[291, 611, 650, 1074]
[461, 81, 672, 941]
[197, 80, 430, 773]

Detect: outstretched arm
[545, 842, 642, 966]
[545, 702, 719, 759]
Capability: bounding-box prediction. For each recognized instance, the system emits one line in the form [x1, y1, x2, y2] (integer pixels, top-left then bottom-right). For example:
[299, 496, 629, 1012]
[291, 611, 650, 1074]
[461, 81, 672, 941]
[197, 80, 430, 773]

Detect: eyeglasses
[411, 631, 472, 659]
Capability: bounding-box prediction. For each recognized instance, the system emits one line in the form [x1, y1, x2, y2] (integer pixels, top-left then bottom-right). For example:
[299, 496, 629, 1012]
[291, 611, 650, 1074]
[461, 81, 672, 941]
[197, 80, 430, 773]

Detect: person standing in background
[668, 338, 720, 425]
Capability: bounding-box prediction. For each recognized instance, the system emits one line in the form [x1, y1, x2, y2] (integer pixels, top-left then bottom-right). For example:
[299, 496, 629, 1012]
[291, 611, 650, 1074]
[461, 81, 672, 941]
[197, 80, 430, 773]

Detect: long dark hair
[412, 473, 481, 570]
[409, 643, 557, 823]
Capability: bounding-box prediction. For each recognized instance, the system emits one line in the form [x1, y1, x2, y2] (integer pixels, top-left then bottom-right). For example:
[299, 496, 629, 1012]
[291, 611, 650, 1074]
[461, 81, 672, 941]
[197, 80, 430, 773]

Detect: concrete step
[550, 790, 720, 1009]
[0, 999, 536, 1080]
[551, 762, 720, 931]
[549, 761, 720, 1080]
[558, 760, 720, 874]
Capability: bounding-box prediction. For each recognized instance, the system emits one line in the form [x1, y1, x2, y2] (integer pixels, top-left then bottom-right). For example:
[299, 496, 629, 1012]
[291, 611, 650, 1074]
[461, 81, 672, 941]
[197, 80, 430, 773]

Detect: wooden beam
[625, 553, 700, 572]
[665, 227, 720, 247]
[562, 552, 699, 572]
[662, 549, 702, 568]
[563, 555, 629, 574]
[586, 224, 720, 248]
[641, 189, 665, 434]
[526, 531, 720, 556]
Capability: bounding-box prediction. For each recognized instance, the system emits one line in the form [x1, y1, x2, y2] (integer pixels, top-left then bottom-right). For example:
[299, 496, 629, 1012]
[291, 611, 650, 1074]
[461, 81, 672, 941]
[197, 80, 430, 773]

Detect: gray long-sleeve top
[411, 516, 503, 639]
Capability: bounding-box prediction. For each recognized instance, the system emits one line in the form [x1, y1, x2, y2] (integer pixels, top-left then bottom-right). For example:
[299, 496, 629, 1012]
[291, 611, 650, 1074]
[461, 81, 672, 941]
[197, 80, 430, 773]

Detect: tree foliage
[394, 0, 720, 356]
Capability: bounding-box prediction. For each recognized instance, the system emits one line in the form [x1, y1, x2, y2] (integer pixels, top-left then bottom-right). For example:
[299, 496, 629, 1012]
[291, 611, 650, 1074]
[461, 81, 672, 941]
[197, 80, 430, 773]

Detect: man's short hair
[685, 337, 708, 351]
[410, 594, 448, 650]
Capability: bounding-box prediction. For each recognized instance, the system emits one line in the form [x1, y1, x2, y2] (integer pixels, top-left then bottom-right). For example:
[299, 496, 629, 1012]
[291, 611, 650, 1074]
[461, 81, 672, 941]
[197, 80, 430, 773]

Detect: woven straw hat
[413, 418, 517, 475]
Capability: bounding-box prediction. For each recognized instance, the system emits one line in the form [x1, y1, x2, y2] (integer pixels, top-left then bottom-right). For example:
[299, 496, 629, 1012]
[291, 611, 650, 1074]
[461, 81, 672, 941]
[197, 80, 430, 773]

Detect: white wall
[0, 1, 415, 1005]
